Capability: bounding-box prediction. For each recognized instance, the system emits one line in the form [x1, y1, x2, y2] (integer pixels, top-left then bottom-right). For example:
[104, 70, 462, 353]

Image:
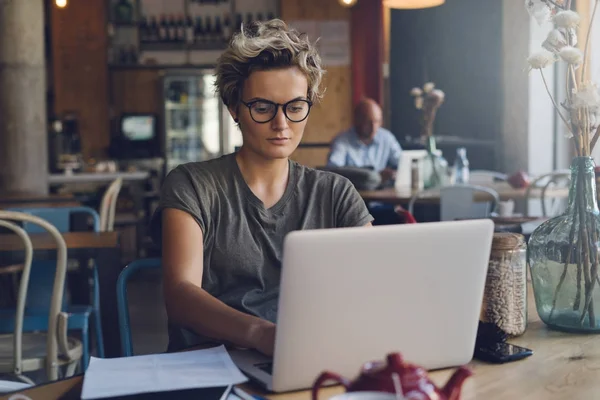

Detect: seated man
[327, 98, 402, 185]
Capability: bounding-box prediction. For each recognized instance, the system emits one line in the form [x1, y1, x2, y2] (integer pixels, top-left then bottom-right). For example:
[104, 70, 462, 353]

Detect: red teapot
[311, 353, 472, 400]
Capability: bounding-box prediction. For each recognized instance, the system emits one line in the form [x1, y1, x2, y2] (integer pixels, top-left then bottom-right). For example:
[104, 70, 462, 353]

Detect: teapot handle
[311, 371, 352, 400]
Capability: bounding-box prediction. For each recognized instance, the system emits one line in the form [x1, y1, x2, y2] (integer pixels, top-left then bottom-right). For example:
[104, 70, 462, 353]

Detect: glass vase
[422, 136, 449, 189]
[528, 157, 600, 332]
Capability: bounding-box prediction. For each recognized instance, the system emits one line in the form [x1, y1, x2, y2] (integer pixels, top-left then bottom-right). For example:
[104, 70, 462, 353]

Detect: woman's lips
[267, 138, 290, 145]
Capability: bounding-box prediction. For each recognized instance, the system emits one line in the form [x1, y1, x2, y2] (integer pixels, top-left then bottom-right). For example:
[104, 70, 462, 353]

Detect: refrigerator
[162, 69, 242, 173]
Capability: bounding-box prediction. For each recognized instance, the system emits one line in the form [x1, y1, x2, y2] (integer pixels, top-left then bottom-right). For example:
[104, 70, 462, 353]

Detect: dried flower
[564, 130, 574, 139]
[527, 49, 556, 69]
[423, 82, 435, 93]
[525, 0, 552, 25]
[553, 10, 581, 29]
[559, 46, 584, 66]
[410, 87, 423, 97]
[542, 29, 567, 53]
[430, 89, 445, 102]
[569, 28, 578, 46]
[590, 112, 598, 129]
[415, 97, 424, 110]
[572, 82, 600, 110]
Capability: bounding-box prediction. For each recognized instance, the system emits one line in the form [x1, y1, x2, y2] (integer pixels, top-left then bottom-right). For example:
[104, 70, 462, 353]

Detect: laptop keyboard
[254, 362, 273, 375]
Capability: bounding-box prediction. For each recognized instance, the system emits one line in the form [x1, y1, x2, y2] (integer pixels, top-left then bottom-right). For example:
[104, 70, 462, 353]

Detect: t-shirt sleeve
[335, 178, 374, 227]
[148, 166, 208, 246]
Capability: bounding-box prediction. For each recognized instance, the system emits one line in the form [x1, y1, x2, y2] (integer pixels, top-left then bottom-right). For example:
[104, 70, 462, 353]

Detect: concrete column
[501, 0, 531, 174]
[0, 0, 48, 195]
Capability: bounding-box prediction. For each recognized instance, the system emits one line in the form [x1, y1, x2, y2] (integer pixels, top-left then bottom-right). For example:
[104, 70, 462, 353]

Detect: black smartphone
[474, 341, 533, 364]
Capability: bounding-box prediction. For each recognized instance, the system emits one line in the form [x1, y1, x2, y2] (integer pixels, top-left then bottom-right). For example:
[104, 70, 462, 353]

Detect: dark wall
[390, 1, 503, 169]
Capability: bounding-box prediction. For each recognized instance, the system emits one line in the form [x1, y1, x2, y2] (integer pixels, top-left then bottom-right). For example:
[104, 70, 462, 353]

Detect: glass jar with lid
[480, 233, 528, 336]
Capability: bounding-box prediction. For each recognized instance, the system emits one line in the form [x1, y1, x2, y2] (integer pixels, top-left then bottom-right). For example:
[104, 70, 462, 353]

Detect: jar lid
[492, 232, 525, 250]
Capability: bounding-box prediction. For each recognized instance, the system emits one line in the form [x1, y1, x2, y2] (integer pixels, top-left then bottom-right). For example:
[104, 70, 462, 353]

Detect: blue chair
[0, 206, 104, 370]
[117, 258, 162, 357]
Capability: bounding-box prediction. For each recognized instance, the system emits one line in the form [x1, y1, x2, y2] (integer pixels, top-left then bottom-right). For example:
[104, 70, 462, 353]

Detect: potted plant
[410, 83, 449, 188]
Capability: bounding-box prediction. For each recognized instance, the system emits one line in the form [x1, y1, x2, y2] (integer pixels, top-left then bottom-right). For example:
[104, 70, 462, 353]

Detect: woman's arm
[161, 208, 276, 355]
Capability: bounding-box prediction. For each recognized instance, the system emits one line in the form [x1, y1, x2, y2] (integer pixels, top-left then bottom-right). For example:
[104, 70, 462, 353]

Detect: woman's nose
[270, 106, 289, 130]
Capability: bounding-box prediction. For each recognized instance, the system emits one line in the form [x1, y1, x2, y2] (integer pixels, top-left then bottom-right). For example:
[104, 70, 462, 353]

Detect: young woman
[150, 19, 373, 355]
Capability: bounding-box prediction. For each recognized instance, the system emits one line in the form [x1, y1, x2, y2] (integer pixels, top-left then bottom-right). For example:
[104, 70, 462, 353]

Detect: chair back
[6, 207, 99, 312]
[408, 184, 499, 221]
[7, 206, 100, 234]
[525, 170, 571, 217]
[117, 258, 162, 357]
[440, 184, 499, 221]
[0, 211, 69, 381]
[99, 177, 123, 232]
[0, 218, 32, 379]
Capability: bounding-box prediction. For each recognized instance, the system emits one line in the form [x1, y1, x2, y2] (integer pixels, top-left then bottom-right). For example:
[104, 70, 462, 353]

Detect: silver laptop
[230, 219, 494, 392]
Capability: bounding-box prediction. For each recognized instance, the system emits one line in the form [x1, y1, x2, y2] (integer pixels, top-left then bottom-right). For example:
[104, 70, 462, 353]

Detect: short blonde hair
[215, 19, 325, 109]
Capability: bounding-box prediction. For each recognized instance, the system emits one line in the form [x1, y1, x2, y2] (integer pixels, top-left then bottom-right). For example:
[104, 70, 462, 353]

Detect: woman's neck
[236, 148, 288, 183]
[235, 148, 290, 208]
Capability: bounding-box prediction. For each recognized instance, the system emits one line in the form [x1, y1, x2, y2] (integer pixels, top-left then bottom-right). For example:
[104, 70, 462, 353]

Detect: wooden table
[359, 183, 569, 205]
[48, 171, 150, 185]
[253, 285, 600, 400]
[6, 285, 600, 400]
[0, 193, 80, 210]
[0, 232, 123, 357]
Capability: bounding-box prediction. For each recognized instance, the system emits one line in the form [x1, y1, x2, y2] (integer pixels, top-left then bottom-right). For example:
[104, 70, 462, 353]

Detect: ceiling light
[384, 0, 445, 9]
[339, 0, 359, 7]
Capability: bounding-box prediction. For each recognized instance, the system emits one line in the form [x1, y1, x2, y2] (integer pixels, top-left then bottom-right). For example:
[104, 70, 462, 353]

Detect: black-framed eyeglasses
[240, 98, 313, 124]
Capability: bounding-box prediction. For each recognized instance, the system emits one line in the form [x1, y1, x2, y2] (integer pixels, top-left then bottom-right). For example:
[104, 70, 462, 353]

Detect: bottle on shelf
[148, 16, 159, 43]
[205, 16, 214, 44]
[214, 16, 223, 43]
[194, 16, 205, 44]
[235, 14, 243, 32]
[139, 16, 148, 42]
[223, 14, 232, 41]
[256, 13, 264, 22]
[185, 15, 195, 44]
[246, 13, 254, 26]
[451, 147, 470, 184]
[177, 15, 186, 43]
[267, 12, 276, 20]
[168, 15, 178, 42]
[158, 14, 168, 43]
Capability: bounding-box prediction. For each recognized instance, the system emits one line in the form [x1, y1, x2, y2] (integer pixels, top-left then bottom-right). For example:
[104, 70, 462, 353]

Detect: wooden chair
[99, 177, 123, 232]
[524, 170, 570, 217]
[0, 207, 103, 370]
[0, 211, 82, 383]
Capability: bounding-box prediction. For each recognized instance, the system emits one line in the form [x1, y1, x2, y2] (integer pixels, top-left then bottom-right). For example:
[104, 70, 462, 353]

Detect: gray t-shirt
[150, 153, 373, 351]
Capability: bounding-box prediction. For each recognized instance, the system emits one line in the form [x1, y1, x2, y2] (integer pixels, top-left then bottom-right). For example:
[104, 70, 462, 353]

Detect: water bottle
[452, 147, 470, 184]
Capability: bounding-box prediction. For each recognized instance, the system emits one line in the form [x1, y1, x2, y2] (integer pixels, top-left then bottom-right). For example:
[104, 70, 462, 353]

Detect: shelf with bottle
[138, 13, 235, 51]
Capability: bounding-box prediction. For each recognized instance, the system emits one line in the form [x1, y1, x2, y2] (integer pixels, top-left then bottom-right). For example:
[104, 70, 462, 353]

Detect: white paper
[287, 20, 319, 41]
[81, 346, 248, 399]
[317, 20, 350, 67]
[318, 21, 349, 43]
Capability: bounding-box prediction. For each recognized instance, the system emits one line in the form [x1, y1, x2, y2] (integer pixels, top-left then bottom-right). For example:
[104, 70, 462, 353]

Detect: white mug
[329, 392, 403, 400]
[497, 199, 515, 217]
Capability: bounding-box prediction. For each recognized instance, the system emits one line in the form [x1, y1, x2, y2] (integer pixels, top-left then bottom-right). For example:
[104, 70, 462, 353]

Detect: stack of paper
[81, 345, 248, 399]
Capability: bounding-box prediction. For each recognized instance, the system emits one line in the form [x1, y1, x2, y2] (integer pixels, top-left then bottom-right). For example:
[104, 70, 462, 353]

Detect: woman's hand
[249, 320, 277, 356]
